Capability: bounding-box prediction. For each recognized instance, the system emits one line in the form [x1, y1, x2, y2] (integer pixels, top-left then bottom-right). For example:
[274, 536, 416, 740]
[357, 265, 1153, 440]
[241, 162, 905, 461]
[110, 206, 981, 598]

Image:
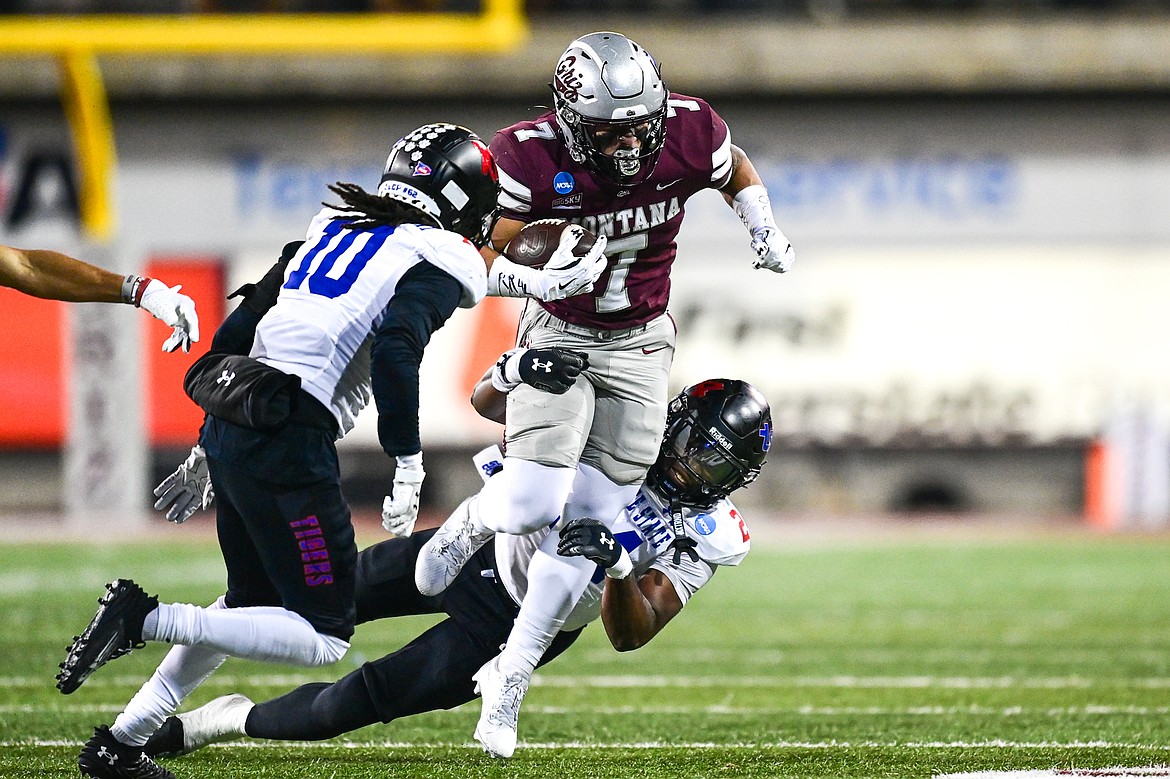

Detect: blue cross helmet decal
[759, 422, 772, 452]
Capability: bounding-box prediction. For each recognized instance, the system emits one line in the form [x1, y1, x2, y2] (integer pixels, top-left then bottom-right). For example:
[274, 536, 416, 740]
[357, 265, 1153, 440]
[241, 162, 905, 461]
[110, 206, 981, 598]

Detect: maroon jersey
[490, 94, 732, 330]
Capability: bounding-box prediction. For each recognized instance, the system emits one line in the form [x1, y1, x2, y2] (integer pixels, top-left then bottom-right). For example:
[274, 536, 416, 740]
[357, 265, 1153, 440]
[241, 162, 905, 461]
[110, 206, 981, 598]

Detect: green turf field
[3, 530, 1169, 778]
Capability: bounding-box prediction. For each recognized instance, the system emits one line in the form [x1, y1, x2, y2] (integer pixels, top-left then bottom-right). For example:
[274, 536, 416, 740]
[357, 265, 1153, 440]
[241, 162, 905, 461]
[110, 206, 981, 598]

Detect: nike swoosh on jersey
[655, 178, 684, 190]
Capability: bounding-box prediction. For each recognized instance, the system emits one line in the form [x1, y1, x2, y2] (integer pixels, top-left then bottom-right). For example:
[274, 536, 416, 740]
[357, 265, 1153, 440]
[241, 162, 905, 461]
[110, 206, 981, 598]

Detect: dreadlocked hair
[324, 182, 439, 231]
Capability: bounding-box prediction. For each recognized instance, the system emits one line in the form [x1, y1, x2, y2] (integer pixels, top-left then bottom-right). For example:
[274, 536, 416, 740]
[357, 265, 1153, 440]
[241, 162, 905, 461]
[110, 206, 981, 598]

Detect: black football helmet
[550, 31, 668, 186]
[646, 379, 772, 510]
[377, 123, 500, 247]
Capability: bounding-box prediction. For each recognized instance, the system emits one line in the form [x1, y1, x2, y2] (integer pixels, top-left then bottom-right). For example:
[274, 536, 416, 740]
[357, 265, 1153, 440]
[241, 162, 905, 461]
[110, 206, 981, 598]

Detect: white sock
[152, 602, 348, 666]
[477, 458, 576, 535]
[497, 531, 594, 678]
[564, 462, 642, 528]
[111, 596, 230, 746]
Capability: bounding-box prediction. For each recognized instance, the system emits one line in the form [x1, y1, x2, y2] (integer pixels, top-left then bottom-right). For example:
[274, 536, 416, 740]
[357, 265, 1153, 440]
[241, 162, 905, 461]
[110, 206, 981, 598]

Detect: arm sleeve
[209, 304, 263, 355]
[370, 261, 464, 458]
[209, 241, 302, 355]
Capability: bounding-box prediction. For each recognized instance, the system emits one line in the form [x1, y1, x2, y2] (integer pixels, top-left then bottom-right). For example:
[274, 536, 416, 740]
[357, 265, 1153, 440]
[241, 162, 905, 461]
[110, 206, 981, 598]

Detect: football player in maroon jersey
[414, 30, 794, 757]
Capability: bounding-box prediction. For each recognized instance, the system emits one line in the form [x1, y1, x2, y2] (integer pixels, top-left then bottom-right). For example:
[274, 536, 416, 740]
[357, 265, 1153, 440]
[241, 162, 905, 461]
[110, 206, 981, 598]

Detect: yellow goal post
[0, 0, 529, 240]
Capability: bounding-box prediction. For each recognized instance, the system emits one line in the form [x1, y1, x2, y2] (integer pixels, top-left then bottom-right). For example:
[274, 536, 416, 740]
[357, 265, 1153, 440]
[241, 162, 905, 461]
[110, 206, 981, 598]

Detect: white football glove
[540, 230, 608, 300]
[382, 454, 425, 537]
[488, 232, 608, 301]
[153, 445, 214, 524]
[138, 279, 201, 353]
[749, 226, 795, 274]
[732, 184, 794, 274]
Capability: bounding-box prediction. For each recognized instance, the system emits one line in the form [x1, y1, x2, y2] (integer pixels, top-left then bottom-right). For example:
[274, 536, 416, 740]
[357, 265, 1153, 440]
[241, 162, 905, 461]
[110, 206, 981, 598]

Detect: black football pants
[202, 403, 356, 642]
[245, 528, 583, 740]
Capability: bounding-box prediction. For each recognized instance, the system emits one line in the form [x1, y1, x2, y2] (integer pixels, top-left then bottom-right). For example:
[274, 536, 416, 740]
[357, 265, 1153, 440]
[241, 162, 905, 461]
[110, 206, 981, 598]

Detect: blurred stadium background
[0, 0, 1169, 532]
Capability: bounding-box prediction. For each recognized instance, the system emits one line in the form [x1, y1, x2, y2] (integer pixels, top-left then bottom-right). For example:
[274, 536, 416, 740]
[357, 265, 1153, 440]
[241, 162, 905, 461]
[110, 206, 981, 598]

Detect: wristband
[121, 274, 150, 306]
[605, 547, 633, 580]
[396, 452, 423, 469]
[490, 348, 525, 393]
[486, 255, 540, 298]
[731, 185, 778, 235]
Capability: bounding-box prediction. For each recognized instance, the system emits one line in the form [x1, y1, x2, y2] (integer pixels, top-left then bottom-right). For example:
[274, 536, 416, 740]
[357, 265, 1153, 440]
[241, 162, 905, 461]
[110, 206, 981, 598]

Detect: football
[502, 219, 598, 269]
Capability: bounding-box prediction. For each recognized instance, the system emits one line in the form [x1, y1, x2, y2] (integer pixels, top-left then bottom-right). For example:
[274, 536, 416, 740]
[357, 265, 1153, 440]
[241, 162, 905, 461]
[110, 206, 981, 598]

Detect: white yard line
[6, 739, 1170, 750]
[6, 674, 1170, 689]
[5, 703, 1169, 716]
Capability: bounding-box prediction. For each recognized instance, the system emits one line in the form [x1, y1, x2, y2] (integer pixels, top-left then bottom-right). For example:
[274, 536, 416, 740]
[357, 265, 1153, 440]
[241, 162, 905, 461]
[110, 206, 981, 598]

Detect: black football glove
[517, 347, 589, 394]
[494, 347, 589, 394]
[557, 518, 622, 568]
[228, 240, 304, 315]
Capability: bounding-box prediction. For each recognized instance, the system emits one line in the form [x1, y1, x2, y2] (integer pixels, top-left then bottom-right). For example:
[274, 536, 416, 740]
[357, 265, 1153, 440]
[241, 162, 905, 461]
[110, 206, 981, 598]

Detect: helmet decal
[412, 162, 432, 177]
[554, 55, 591, 103]
[759, 421, 772, 452]
[470, 138, 497, 180]
[691, 379, 725, 398]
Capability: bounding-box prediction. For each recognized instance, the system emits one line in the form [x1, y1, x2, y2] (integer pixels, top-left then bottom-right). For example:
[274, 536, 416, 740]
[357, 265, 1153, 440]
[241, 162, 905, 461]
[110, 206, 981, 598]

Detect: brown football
[501, 219, 598, 269]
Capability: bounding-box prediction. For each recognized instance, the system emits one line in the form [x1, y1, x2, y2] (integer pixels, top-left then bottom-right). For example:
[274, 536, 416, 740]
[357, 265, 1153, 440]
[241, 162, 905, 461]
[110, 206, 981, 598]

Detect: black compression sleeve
[370, 261, 464, 458]
[209, 304, 263, 355]
[245, 674, 379, 741]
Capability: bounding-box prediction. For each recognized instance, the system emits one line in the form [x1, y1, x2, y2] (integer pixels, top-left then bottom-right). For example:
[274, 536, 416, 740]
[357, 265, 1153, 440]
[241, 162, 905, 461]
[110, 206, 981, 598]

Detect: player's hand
[152, 445, 213, 524]
[139, 279, 201, 352]
[536, 232, 608, 301]
[557, 517, 633, 579]
[493, 347, 588, 394]
[749, 226, 794, 274]
[229, 240, 303, 315]
[382, 456, 425, 537]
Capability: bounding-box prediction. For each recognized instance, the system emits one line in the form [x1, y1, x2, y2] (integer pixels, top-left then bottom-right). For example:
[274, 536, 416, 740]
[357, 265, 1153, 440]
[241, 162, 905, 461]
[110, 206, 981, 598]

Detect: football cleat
[143, 693, 254, 758]
[78, 725, 174, 779]
[472, 656, 528, 759]
[57, 579, 158, 695]
[414, 496, 493, 596]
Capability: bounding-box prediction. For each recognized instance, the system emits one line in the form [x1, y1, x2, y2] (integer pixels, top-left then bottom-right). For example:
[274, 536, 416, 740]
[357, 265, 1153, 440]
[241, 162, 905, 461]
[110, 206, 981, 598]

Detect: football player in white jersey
[56, 123, 606, 779]
[134, 375, 770, 763]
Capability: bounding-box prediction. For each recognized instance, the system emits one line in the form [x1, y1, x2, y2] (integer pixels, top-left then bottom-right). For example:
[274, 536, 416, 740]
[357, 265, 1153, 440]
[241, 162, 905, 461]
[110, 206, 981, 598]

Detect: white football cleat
[144, 693, 253, 757]
[472, 656, 528, 759]
[414, 496, 493, 596]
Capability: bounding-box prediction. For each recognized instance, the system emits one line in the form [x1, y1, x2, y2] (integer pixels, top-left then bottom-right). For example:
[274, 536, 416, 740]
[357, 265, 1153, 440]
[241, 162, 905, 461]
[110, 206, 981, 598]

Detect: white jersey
[494, 487, 751, 632]
[251, 207, 487, 435]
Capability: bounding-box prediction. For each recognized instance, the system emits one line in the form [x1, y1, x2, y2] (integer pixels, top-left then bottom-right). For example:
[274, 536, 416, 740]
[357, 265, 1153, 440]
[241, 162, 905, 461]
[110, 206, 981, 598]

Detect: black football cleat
[141, 717, 184, 759]
[57, 579, 158, 695]
[78, 725, 175, 779]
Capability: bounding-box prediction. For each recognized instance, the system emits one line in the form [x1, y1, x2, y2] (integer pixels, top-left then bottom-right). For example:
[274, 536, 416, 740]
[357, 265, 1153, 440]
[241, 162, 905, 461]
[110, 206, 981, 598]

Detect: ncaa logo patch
[412, 162, 432, 176]
[693, 513, 716, 536]
[553, 171, 575, 195]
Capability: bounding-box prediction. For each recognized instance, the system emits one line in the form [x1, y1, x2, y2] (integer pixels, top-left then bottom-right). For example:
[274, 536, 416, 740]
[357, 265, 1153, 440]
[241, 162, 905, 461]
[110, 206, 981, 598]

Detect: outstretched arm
[0, 244, 123, 302]
[0, 244, 201, 352]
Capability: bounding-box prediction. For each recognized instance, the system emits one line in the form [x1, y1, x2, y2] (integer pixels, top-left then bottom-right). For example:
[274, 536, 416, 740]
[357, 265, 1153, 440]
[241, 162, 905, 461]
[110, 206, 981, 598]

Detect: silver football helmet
[551, 31, 668, 186]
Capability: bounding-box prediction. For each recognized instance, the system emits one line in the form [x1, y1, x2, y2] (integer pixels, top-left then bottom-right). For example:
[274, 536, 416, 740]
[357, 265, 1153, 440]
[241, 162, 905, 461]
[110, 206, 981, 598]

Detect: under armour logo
[530, 359, 553, 374]
[216, 369, 236, 387]
[600, 535, 614, 550]
[97, 746, 118, 766]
